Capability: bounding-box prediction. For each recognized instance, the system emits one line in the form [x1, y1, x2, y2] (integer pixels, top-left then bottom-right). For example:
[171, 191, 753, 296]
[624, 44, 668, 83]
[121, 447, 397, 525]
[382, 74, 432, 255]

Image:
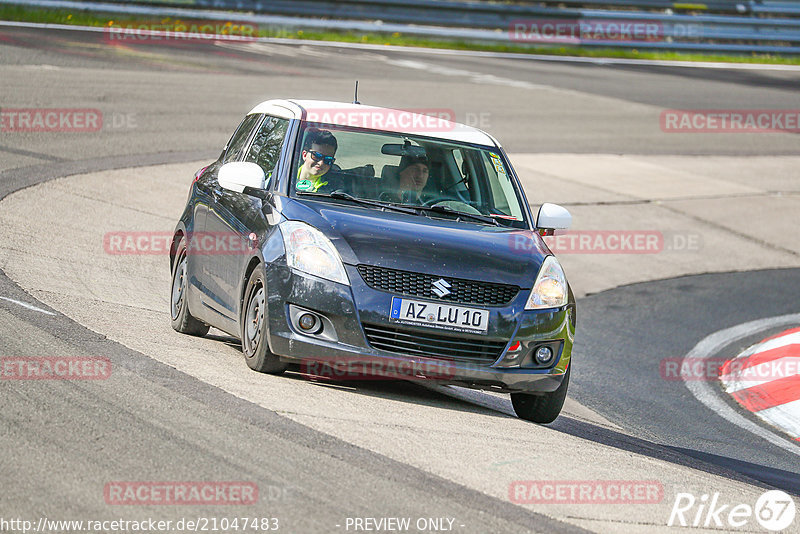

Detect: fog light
[535, 346, 554, 365]
[298, 313, 318, 331]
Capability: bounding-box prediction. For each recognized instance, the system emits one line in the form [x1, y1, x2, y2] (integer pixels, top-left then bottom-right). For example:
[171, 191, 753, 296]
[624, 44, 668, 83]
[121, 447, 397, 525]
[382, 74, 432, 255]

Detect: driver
[396, 154, 430, 203]
[295, 128, 341, 194]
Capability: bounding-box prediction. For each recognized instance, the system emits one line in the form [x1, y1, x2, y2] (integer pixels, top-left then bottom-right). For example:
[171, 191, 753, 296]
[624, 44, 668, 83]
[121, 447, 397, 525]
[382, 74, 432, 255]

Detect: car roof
[247, 99, 499, 147]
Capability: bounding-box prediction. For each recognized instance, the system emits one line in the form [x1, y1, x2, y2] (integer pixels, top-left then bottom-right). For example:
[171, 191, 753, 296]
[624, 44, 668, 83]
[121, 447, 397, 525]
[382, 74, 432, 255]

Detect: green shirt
[295, 167, 328, 193]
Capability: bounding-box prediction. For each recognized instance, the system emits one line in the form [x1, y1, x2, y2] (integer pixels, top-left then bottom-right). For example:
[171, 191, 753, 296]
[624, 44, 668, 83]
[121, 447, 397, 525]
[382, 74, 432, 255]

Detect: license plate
[389, 297, 489, 334]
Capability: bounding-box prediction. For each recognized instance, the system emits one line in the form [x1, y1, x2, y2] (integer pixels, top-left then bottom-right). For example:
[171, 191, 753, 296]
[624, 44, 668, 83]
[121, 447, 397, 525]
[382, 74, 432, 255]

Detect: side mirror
[536, 203, 571, 236]
[218, 162, 267, 199]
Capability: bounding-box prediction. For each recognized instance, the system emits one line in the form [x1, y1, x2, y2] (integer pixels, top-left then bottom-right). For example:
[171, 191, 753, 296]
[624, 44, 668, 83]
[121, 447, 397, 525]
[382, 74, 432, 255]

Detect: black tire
[511, 365, 570, 424]
[170, 235, 210, 337]
[241, 264, 286, 374]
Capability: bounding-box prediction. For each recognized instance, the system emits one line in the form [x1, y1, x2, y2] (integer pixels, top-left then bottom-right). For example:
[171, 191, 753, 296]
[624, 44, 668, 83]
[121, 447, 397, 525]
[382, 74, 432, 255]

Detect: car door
[196, 113, 262, 327]
[202, 115, 289, 330]
[184, 159, 218, 317]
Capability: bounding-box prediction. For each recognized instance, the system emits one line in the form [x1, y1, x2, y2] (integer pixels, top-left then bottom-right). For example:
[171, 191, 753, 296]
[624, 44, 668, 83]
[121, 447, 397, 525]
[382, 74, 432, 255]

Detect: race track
[1, 24, 800, 533]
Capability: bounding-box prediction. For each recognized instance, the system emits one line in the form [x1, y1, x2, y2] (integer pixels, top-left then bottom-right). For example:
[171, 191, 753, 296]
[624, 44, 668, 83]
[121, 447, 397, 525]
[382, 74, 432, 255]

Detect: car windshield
[290, 123, 528, 227]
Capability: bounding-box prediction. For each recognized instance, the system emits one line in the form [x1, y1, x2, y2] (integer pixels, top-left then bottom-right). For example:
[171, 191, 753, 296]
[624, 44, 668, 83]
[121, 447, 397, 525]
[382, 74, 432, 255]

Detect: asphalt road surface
[1, 24, 800, 533]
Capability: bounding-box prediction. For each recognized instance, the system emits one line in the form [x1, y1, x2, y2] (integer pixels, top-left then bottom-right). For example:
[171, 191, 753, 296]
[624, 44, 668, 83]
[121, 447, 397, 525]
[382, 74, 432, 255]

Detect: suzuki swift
[170, 99, 575, 423]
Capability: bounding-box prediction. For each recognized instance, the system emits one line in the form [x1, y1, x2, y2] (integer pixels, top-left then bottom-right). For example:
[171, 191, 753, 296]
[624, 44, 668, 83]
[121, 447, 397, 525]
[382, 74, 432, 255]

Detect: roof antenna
[353, 80, 360, 105]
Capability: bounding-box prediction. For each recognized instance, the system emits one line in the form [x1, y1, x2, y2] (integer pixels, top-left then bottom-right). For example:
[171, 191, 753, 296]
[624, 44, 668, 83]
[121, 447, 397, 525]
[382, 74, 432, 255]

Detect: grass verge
[2, 4, 798, 65]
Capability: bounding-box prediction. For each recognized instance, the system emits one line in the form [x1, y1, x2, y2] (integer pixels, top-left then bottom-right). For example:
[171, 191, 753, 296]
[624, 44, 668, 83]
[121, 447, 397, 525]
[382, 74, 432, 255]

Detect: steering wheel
[422, 196, 449, 207]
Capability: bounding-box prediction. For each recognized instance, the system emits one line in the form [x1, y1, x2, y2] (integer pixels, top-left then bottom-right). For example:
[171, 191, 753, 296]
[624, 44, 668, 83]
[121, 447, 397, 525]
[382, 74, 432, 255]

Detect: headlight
[279, 221, 349, 285]
[525, 256, 568, 310]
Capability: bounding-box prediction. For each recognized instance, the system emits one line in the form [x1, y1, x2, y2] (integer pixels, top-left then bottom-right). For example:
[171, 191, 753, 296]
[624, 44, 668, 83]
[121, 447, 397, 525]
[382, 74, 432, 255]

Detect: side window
[450, 149, 471, 194]
[452, 149, 465, 176]
[482, 152, 523, 219]
[245, 116, 289, 187]
[223, 114, 261, 164]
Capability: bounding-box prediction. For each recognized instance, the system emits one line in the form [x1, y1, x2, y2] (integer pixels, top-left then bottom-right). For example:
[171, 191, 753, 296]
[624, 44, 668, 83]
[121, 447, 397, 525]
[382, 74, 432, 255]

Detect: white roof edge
[486, 132, 503, 149]
[246, 99, 498, 147]
[247, 99, 303, 120]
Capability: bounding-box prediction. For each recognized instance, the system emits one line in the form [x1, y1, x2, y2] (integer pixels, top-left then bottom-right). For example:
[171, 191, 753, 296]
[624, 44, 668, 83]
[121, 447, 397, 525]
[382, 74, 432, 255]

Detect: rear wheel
[511, 365, 570, 424]
[170, 236, 209, 336]
[241, 264, 286, 374]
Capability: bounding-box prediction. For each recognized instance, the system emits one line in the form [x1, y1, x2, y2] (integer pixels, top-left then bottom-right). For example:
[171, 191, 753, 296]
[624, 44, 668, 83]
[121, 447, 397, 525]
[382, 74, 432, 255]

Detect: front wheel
[511, 365, 570, 424]
[241, 264, 286, 374]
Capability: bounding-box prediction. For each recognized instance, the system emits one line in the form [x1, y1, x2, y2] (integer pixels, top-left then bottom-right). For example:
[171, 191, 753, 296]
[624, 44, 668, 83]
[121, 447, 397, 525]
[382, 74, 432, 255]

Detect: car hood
[282, 199, 550, 287]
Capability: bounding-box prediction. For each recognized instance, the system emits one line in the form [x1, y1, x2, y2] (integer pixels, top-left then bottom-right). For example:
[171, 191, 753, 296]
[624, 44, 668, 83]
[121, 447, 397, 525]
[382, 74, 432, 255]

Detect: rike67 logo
[668, 490, 796, 531]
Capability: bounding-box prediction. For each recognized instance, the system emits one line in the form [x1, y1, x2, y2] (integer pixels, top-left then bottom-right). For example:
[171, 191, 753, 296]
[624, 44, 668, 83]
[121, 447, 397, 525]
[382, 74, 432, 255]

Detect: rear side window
[245, 116, 289, 187]
[223, 114, 261, 164]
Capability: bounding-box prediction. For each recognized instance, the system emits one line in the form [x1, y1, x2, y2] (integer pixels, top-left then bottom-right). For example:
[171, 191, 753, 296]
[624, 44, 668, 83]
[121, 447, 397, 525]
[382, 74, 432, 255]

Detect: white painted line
[0, 296, 56, 315]
[2, 18, 800, 71]
[0, 20, 108, 32]
[757, 400, 800, 439]
[745, 331, 800, 354]
[216, 41, 303, 57]
[382, 57, 552, 91]
[682, 313, 800, 456]
[358, 41, 800, 71]
[722, 356, 800, 392]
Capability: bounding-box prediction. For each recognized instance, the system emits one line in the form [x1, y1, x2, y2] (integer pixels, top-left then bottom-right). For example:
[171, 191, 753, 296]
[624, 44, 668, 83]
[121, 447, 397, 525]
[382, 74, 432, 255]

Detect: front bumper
[265, 263, 574, 394]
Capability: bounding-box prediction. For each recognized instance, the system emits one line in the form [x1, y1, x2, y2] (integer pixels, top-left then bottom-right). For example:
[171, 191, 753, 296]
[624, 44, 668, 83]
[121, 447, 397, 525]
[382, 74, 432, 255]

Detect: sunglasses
[308, 151, 335, 165]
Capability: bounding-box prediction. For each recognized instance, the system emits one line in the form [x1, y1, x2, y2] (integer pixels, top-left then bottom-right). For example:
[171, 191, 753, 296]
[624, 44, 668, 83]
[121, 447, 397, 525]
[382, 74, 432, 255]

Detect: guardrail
[497, 0, 800, 16]
[37, 0, 800, 53]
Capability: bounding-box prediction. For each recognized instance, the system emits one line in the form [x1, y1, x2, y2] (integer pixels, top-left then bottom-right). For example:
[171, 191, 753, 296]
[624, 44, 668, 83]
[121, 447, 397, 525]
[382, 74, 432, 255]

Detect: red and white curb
[720, 327, 800, 441]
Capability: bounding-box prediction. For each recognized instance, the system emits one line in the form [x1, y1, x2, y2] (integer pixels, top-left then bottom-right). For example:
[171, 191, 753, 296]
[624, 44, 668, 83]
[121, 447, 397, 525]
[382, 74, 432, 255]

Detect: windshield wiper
[299, 191, 418, 215]
[402, 204, 501, 226]
[299, 191, 501, 225]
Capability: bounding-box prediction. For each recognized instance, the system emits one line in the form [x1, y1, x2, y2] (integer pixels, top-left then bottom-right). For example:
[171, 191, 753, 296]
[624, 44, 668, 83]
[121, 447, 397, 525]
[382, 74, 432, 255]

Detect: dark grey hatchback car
[170, 99, 576, 423]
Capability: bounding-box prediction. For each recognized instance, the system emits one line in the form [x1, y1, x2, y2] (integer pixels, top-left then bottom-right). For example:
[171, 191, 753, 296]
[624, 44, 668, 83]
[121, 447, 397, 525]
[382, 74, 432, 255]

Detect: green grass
[2, 4, 799, 65]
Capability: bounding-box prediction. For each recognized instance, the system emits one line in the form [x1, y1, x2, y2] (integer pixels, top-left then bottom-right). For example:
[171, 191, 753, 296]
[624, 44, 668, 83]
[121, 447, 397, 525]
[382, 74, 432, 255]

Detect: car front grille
[362, 323, 506, 365]
[357, 265, 519, 306]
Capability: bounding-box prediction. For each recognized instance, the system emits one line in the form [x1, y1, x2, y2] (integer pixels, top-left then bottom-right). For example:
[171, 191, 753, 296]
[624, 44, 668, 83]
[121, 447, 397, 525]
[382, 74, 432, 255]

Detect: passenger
[295, 128, 341, 194]
[396, 154, 430, 203]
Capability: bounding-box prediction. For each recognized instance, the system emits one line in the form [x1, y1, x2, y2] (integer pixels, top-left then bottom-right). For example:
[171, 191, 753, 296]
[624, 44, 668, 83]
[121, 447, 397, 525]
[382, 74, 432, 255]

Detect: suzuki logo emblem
[432, 279, 452, 298]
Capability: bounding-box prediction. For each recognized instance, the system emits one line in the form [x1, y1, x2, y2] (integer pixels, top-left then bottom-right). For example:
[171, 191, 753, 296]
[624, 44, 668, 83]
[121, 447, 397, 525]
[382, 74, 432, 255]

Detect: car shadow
[551, 417, 800, 497]
[207, 335, 800, 496]
[206, 338, 513, 416]
[286, 367, 800, 496]
[282, 365, 517, 417]
[205, 332, 241, 349]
